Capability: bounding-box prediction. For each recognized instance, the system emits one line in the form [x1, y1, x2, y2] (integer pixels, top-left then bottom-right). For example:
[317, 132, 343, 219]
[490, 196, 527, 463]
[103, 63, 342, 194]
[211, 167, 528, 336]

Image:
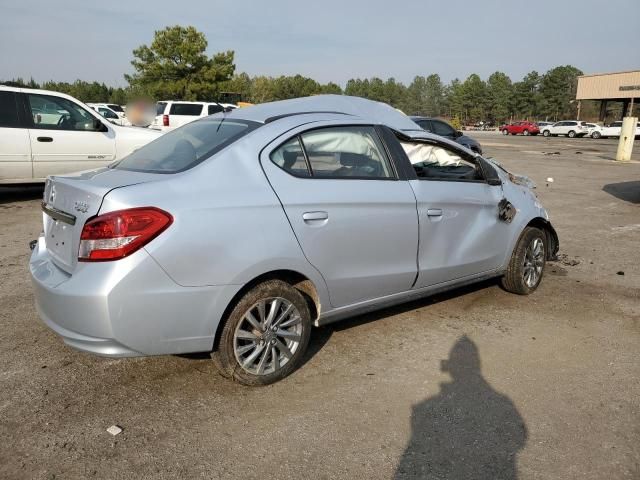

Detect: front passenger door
[25, 93, 116, 179]
[399, 139, 510, 288]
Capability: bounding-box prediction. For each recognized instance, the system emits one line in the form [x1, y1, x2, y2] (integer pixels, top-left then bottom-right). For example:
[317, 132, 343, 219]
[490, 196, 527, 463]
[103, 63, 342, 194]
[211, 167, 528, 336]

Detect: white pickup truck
[0, 86, 160, 183]
[150, 101, 226, 132]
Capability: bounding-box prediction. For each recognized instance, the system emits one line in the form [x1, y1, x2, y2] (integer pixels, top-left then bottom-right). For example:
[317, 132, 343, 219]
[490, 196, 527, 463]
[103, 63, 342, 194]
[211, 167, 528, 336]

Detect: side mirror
[455, 130, 463, 138]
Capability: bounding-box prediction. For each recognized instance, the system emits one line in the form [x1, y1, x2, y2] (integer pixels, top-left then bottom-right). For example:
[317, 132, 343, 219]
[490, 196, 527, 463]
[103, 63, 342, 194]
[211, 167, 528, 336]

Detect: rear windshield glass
[112, 117, 260, 173]
[169, 103, 203, 116]
[107, 104, 123, 112]
[156, 102, 167, 115]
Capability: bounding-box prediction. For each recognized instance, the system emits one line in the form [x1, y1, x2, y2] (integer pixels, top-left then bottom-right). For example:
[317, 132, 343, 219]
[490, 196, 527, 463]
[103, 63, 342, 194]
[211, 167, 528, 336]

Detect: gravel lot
[1, 133, 639, 479]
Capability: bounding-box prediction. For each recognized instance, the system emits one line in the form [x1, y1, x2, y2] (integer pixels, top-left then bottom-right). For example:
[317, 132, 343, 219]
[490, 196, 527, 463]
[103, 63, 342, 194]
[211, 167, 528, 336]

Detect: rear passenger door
[0, 90, 32, 181]
[261, 124, 419, 308]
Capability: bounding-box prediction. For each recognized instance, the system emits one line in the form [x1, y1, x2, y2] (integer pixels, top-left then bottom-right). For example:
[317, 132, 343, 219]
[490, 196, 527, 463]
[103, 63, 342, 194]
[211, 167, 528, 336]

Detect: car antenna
[216, 103, 227, 133]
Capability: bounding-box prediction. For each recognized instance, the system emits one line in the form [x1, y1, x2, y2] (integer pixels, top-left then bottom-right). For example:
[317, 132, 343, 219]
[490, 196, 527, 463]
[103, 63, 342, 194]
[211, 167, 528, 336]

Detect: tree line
[2, 25, 598, 124]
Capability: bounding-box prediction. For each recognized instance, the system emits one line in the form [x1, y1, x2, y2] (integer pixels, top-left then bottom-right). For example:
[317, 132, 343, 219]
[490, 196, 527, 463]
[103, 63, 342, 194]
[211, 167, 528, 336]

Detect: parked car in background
[88, 103, 130, 126]
[150, 100, 226, 132]
[535, 121, 554, 130]
[500, 121, 540, 136]
[583, 123, 601, 138]
[0, 86, 161, 183]
[410, 116, 483, 154]
[30, 95, 557, 385]
[540, 120, 589, 138]
[590, 120, 640, 139]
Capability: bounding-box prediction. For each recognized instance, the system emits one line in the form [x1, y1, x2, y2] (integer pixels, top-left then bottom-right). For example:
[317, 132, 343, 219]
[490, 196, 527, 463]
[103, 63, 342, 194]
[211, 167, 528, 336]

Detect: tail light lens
[79, 207, 173, 262]
[162, 114, 169, 127]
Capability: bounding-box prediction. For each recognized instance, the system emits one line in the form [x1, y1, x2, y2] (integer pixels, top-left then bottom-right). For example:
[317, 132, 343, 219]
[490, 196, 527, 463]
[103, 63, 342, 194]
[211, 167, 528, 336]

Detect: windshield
[113, 117, 260, 173]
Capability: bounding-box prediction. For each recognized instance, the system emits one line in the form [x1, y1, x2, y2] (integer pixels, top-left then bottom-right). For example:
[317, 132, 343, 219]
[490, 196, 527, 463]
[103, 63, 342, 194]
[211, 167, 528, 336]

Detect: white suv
[150, 100, 225, 132]
[0, 86, 161, 184]
[541, 120, 590, 138]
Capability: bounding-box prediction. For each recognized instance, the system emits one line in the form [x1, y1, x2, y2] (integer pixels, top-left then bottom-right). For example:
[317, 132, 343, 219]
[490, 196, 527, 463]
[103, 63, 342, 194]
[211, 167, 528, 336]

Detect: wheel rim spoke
[275, 338, 293, 360]
[279, 315, 301, 328]
[244, 311, 262, 332]
[242, 343, 265, 368]
[271, 346, 280, 372]
[236, 342, 257, 356]
[256, 345, 271, 375]
[276, 329, 301, 341]
[264, 298, 281, 329]
[272, 304, 294, 329]
[236, 329, 258, 341]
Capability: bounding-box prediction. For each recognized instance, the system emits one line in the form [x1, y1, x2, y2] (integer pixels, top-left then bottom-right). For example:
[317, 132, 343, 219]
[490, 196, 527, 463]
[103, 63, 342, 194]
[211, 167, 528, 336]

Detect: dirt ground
[1, 133, 638, 479]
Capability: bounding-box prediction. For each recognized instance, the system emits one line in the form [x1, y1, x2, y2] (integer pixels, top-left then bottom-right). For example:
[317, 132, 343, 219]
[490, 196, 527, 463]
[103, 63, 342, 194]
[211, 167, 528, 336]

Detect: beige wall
[576, 71, 640, 100]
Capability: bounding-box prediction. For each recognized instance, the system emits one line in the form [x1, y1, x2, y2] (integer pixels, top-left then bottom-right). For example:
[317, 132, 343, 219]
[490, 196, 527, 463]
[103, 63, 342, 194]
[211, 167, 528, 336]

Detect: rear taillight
[78, 207, 173, 262]
[163, 114, 169, 127]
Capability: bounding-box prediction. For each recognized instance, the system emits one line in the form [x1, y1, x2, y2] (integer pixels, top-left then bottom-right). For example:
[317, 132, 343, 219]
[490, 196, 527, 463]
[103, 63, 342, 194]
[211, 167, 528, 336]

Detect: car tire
[502, 129, 509, 135]
[543, 130, 550, 137]
[211, 279, 312, 386]
[501, 227, 546, 295]
[592, 131, 601, 139]
[523, 129, 530, 136]
[568, 130, 576, 138]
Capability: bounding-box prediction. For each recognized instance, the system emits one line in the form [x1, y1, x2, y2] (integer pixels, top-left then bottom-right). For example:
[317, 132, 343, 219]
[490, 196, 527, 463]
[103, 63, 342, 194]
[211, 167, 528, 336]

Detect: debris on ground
[556, 254, 580, 266]
[107, 425, 123, 436]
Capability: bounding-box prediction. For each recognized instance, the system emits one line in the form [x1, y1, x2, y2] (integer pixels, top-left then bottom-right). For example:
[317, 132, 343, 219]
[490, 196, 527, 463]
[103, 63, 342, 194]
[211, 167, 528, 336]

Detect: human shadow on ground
[395, 336, 528, 479]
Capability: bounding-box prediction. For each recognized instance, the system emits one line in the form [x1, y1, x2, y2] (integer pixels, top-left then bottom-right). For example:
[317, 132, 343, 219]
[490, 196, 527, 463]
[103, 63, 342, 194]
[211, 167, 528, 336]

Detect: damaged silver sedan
[30, 95, 558, 385]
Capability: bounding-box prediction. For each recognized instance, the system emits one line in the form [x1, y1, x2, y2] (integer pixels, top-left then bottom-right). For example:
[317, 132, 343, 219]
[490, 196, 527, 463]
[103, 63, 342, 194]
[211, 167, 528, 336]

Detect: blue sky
[1, 0, 638, 87]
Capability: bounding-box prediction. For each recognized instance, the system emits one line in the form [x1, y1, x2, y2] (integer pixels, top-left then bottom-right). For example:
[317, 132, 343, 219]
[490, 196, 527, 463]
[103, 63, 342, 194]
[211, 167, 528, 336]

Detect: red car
[500, 121, 540, 136]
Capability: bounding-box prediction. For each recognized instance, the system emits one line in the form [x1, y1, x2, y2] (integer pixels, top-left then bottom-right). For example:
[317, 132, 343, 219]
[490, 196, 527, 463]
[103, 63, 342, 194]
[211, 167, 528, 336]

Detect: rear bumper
[30, 236, 240, 357]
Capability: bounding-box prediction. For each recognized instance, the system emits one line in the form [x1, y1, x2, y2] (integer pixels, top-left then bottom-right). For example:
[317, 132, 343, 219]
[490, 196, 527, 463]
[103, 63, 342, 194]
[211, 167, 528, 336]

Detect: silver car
[30, 95, 558, 386]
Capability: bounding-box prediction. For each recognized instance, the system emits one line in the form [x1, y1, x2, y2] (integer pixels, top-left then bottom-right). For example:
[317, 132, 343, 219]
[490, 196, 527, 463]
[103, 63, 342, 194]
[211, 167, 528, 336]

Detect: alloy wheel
[523, 238, 544, 288]
[233, 297, 303, 375]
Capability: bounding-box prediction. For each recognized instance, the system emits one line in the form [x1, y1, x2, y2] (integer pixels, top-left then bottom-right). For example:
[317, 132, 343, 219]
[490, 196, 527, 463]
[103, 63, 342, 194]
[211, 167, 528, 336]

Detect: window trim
[269, 124, 400, 181]
[23, 92, 107, 132]
[395, 136, 489, 184]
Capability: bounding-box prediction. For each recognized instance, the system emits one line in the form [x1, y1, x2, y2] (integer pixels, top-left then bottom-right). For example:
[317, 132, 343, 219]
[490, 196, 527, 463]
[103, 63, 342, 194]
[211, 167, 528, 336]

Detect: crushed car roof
[224, 95, 424, 133]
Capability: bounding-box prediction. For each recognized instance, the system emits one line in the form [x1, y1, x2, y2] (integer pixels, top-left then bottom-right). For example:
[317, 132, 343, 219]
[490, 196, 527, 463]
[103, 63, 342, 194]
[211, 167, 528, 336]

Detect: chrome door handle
[302, 211, 328, 222]
[427, 209, 443, 217]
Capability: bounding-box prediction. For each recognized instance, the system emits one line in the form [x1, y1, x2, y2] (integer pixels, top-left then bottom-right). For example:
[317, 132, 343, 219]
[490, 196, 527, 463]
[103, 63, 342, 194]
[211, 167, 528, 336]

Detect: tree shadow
[602, 181, 640, 204]
[0, 185, 44, 205]
[395, 336, 527, 479]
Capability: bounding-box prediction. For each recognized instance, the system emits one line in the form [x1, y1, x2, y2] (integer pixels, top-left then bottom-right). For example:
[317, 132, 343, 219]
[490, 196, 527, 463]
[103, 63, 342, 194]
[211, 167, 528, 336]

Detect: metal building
[576, 70, 640, 121]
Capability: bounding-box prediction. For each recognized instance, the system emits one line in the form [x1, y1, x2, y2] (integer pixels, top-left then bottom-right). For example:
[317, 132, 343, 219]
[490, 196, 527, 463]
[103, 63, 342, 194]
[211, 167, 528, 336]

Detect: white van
[150, 100, 226, 132]
[0, 86, 161, 184]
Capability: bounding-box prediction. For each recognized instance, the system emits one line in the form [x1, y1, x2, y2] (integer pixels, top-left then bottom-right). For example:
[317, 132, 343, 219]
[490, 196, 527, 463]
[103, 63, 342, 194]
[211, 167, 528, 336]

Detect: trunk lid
[42, 167, 164, 273]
